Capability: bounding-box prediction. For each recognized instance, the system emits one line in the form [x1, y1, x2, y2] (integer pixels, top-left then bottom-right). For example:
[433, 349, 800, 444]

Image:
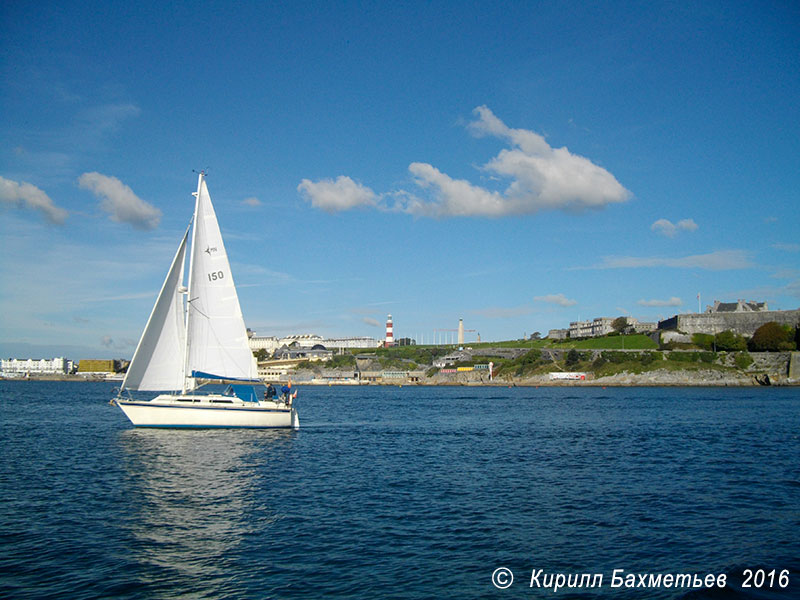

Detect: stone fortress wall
[658, 299, 800, 337]
[660, 309, 800, 336]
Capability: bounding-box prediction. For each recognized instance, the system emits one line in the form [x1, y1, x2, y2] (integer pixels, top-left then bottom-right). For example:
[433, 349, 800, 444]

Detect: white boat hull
[115, 394, 299, 429]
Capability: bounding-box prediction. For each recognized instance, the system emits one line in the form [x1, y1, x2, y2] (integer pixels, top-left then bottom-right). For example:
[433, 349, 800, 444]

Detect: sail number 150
[207, 271, 224, 282]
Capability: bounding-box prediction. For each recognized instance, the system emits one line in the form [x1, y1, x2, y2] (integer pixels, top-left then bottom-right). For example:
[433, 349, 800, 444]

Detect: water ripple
[0, 383, 798, 598]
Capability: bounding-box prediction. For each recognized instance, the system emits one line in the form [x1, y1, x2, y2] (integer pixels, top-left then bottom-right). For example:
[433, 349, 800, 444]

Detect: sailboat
[114, 172, 299, 429]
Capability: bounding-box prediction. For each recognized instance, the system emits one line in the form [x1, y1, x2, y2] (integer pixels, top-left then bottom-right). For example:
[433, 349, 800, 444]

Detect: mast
[182, 171, 204, 393]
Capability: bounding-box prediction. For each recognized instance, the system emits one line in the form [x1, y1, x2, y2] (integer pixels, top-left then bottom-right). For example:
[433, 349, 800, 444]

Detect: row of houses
[548, 317, 656, 340]
[1, 357, 74, 377]
[249, 333, 382, 353]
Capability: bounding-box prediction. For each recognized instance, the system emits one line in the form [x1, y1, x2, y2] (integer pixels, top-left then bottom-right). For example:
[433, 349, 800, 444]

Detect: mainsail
[122, 226, 189, 391]
[184, 173, 257, 384]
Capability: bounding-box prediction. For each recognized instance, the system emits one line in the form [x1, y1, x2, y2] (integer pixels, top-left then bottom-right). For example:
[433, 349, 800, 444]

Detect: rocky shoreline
[422, 370, 792, 387]
[503, 370, 781, 387]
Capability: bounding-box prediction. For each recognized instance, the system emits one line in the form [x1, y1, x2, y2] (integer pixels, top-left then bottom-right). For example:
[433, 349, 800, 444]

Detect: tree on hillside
[714, 330, 747, 352]
[611, 317, 628, 334]
[692, 333, 715, 350]
[565, 349, 581, 367]
[749, 322, 796, 351]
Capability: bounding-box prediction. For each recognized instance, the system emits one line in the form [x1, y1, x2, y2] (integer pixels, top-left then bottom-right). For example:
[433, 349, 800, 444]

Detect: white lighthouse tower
[385, 314, 394, 347]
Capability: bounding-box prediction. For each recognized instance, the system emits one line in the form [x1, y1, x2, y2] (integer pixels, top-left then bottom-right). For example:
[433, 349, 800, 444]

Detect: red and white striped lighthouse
[385, 314, 394, 347]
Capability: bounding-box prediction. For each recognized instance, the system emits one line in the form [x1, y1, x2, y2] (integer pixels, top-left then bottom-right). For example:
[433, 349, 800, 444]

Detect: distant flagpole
[697, 293, 701, 313]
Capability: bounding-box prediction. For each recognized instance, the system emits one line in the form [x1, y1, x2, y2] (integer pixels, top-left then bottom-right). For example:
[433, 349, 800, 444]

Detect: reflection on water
[117, 428, 295, 594]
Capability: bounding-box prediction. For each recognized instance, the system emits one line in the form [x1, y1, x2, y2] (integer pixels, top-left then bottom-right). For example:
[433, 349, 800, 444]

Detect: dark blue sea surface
[1, 382, 798, 599]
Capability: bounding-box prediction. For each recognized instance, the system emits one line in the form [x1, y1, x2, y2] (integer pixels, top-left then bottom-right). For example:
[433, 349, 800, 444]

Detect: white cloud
[78, 172, 162, 230]
[637, 297, 683, 307]
[406, 162, 506, 217]
[242, 196, 261, 207]
[534, 293, 578, 307]
[651, 218, 698, 237]
[299, 106, 630, 218]
[297, 176, 377, 212]
[362, 317, 381, 327]
[595, 249, 754, 271]
[772, 242, 800, 252]
[461, 106, 631, 215]
[651, 219, 675, 236]
[0, 176, 68, 224]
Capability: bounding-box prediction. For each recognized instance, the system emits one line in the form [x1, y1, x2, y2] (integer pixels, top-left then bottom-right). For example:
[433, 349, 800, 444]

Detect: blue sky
[2, 1, 799, 359]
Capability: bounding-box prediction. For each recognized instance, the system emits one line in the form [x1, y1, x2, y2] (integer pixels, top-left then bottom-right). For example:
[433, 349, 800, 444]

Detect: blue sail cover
[191, 370, 260, 383]
[228, 384, 259, 403]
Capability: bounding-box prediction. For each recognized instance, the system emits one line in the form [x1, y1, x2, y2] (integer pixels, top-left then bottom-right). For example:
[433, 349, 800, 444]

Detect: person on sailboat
[281, 385, 290, 401]
[265, 383, 276, 400]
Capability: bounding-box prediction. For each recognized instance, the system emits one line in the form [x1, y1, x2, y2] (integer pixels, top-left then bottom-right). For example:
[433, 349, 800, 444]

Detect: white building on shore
[249, 333, 381, 354]
[548, 317, 656, 340]
[320, 337, 382, 350]
[248, 335, 280, 353]
[1, 357, 71, 377]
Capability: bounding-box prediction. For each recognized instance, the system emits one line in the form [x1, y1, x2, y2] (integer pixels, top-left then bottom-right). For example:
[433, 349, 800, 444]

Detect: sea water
[0, 382, 798, 599]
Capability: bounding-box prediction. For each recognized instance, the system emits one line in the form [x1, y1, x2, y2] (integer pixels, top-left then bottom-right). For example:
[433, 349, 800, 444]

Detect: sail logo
[205, 246, 218, 255]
